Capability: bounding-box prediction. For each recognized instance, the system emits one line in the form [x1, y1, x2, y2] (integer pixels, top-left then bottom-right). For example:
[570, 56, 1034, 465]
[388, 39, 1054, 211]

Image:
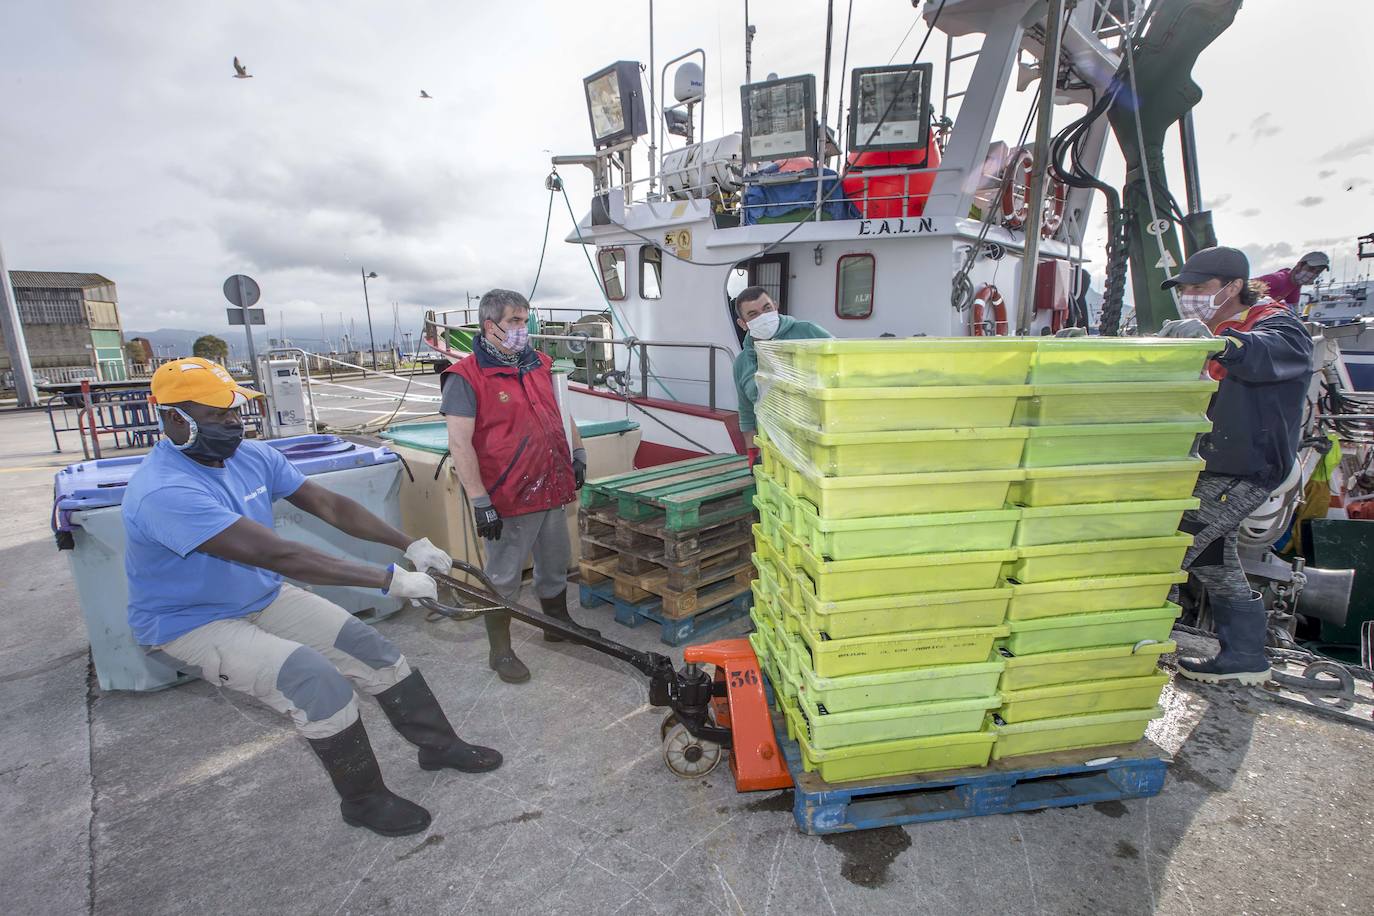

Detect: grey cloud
[1317, 169, 1337, 179]
[1317, 131, 1374, 162]
[1205, 193, 1232, 209]
[1239, 208, 1262, 217]
[1249, 113, 1282, 139]
[1297, 196, 1324, 207]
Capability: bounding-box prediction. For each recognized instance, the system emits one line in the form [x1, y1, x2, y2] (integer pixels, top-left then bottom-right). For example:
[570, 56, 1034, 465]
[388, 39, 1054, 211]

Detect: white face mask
[747, 310, 781, 340]
[1176, 292, 1217, 322]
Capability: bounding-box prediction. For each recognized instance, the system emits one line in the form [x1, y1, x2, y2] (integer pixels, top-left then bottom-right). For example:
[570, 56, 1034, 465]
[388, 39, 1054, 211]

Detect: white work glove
[404, 536, 452, 575]
[384, 565, 438, 602]
[1157, 318, 1212, 339]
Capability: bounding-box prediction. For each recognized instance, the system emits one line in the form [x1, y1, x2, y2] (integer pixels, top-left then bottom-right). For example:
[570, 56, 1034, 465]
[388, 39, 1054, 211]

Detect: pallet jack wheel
[660, 712, 680, 741]
[662, 720, 723, 778]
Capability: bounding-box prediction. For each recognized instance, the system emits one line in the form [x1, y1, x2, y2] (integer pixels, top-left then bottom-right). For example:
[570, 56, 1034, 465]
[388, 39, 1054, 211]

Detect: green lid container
[1012, 458, 1204, 506]
[761, 377, 1031, 433]
[989, 706, 1162, 760]
[797, 652, 1005, 712]
[998, 641, 1175, 691]
[791, 583, 1012, 640]
[756, 337, 1037, 388]
[797, 689, 1000, 749]
[996, 672, 1169, 723]
[1021, 420, 1211, 467]
[787, 705, 996, 782]
[1002, 604, 1182, 655]
[1007, 572, 1188, 620]
[791, 499, 1020, 561]
[797, 617, 1011, 678]
[1014, 499, 1199, 546]
[1006, 534, 1192, 584]
[1013, 380, 1217, 426]
[1028, 337, 1217, 383]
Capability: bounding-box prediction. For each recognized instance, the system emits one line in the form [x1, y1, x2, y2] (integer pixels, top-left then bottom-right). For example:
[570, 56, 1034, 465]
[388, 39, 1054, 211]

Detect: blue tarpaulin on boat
[742, 164, 858, 224]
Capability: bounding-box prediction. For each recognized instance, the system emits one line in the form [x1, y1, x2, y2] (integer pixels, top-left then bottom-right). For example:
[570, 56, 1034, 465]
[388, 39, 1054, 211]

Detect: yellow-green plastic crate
[1013, 380, 1217, 426]
[794, 583, 1012, 639]
[1029, 338, 1217, 383]
[996, 672, 1169, 723]
[773, 637, 803, 700]
[786, 531, 1016, 602]
[784, 464, 1024, 520]
[1014, 499, 1199, 546]
[792, 500, 1019, 560]
[798, 652, 1005, 712]
[1006, 534, 1192, 584]
[752, 523, 785, 571]
[755, 337, 1037, 388]
[757, 409, 1029, 476]
[1012, 458, 1204, 506]
[754, 496, 788, 546]
[1007, 572, 1188, 621]
[1022, 420, 1211, 467]
[760, 377, 1032, 433]
[1002, 604, 1182, 654]
[989, 706, 1162, 760]
[786, 704, 996, 781]
[797, 618, 1010, 677]
[750, 582, 778, 628]
[797, 689, 1000, 749]
[999, 641, 1175, 691]
[752, 465, 790, 517]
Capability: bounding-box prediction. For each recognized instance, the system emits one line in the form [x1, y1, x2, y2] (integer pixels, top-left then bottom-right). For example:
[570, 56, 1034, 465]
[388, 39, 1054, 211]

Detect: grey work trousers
[152, 584, 411, 739]
[1177, 472, 1274, 602]
[482, 507, 571, 601]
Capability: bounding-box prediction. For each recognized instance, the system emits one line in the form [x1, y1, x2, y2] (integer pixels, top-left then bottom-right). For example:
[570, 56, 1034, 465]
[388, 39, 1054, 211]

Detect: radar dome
[674, 62, 705, 103]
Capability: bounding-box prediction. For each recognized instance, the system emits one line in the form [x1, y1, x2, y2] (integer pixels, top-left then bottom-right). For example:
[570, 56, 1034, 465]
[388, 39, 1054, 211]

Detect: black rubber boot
[1178, 593, 1272, 686]
[306, 718, 432, 837]
[485, 612, 530, 683]
[375, 670, 504, 773]
[540, 589, 601, 643]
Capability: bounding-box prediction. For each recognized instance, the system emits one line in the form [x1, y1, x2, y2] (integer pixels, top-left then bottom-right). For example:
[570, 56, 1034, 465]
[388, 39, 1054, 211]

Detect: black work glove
[473, 495, 503, 541]
[573, 447, 588, 490]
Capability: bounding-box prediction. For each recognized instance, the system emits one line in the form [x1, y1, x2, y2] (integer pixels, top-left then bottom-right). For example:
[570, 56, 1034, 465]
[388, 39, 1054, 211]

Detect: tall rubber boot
[1178, 593, 1272, 685]
[306, 718, 431, 837]
[540, 589, 601, 643]
[375, 670, 503, 773]
[484, 612, 530, 683]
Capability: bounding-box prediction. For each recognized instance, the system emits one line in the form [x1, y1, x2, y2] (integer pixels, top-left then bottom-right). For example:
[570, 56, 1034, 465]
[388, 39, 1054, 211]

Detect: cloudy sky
[2, 0, 1372, 346]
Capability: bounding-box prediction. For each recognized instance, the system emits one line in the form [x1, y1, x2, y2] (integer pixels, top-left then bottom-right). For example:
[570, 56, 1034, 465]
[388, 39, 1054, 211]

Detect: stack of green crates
[748, 336, 1219, 782]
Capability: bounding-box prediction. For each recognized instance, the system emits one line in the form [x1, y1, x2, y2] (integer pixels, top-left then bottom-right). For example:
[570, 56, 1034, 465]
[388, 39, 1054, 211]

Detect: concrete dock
[3, 407, 1372, 916]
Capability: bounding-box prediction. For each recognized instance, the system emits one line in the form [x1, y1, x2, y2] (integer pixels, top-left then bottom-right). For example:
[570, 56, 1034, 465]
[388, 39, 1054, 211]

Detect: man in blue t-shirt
[123, 358, 500, 838]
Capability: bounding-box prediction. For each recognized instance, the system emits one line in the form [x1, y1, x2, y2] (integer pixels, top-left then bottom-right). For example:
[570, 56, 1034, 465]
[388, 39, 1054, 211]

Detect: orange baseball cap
[150, 357, 263, 408]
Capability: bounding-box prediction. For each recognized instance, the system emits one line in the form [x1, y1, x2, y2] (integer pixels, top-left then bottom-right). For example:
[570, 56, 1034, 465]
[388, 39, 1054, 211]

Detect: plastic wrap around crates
[759, 376, 1031, 433]
[797, 689, 1001, 749]
[754, 337, 1037, 389]
[1028, 337, 1218, 383]
[1012, 458, 1204, 506]
[1002, 604, 1182, 655]
[786, 705, 996, 781]
[781, 461, 1024, 520]
[794, 614, 1011, 678]
[789, 500, 1020, 561]
[792, 583, 1013, 640]
[989, 706, 1164, 760]
[757, 407, 1029, 476]
[1022, 420, 1211, 467]
[998, 641, 1175, 691]
[996, 672, 1169, 724]
[1007, 572, 1188, 621]
[784, 527, 1016, 602]
[796, 652, 1005, 712]
[1014, 499, 1199, 546]
[1013, 380, 1217, 426]
[1005, 533, 1193, 584]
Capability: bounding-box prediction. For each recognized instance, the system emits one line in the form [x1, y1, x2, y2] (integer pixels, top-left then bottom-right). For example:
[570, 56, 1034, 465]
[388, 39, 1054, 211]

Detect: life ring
[1041, 176, 1066, 237]
[971, 284, 1009, 336]
[1000, 147, 1034, 229]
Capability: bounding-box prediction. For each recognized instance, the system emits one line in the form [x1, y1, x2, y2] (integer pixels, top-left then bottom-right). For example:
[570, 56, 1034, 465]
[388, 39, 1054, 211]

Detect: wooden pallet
[580, 518, 755, 587]
[580, 552, 755, 617]
[766, 705, 1170, 835]
[579, 577, 753, 647]
[579, 504, 757, 565]
[580, 455, 755, 531]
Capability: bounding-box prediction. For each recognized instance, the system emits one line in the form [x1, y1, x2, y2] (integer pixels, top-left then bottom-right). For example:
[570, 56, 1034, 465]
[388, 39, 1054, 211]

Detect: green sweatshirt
[733, 315, 832, 432]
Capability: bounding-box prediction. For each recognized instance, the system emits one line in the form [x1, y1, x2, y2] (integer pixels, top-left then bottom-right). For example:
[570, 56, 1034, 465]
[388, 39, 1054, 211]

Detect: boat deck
[3, 407, 1373, 915]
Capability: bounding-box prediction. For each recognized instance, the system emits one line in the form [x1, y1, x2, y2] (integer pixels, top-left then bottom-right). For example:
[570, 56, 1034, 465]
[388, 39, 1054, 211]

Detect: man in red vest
[442, 289, 600, 683]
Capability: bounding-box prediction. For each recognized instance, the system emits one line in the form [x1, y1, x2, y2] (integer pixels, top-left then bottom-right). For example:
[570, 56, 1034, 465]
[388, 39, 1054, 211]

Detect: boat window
[640, 246, 663, 300]
[597, 247, 627, 300]
[836, 254, 875, 319]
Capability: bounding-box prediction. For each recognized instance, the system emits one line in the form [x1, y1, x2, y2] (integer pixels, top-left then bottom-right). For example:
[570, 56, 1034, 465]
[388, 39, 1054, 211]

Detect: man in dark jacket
[1158, 246, 1314, 684]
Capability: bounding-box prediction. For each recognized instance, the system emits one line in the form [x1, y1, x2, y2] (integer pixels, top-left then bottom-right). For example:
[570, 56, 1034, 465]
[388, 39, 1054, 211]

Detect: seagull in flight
[233, 57, 252, 79]
[419, 90, 432, 99]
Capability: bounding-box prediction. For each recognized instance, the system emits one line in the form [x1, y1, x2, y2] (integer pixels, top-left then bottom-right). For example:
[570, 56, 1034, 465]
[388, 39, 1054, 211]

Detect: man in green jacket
[731, 286, 831, 458]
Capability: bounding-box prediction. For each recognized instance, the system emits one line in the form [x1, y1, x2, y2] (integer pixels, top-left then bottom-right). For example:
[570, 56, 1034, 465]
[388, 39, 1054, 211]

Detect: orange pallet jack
[424, 564, 790, 792]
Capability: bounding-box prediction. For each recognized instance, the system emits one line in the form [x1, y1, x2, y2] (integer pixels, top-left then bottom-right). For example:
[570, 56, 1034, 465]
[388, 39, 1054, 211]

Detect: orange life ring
[1041, 176, 1066, 237]
[1001, 148, 1034, 229]
[971, 284, 1009, 336]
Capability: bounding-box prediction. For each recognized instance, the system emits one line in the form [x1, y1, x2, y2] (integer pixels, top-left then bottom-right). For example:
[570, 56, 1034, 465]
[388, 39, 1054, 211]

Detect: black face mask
[166, 407, 244, 462]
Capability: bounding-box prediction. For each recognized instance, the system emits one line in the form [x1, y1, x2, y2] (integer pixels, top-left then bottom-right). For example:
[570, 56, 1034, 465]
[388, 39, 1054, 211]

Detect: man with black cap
[1157, 246, 1314, 684]
[1256, 250, 1330, 311]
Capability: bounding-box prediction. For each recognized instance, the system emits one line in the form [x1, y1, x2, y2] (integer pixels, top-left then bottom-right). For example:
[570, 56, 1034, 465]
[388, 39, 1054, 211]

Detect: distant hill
[128, 324, 412, 361]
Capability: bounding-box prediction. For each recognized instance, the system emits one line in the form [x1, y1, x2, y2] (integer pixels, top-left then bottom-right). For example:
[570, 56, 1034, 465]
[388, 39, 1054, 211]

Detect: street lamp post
[361, 268, 379, 370]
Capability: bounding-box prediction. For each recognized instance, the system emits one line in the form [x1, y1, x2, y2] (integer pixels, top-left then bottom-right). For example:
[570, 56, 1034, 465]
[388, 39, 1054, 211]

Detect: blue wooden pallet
[579, 579, 752, 647]
[769, 703, 1170, 835]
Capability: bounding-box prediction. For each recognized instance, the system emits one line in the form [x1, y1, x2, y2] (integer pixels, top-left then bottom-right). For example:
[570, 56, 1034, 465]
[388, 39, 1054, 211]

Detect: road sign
[227, 308, 266, 326]
[223, 274, 261, 308]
